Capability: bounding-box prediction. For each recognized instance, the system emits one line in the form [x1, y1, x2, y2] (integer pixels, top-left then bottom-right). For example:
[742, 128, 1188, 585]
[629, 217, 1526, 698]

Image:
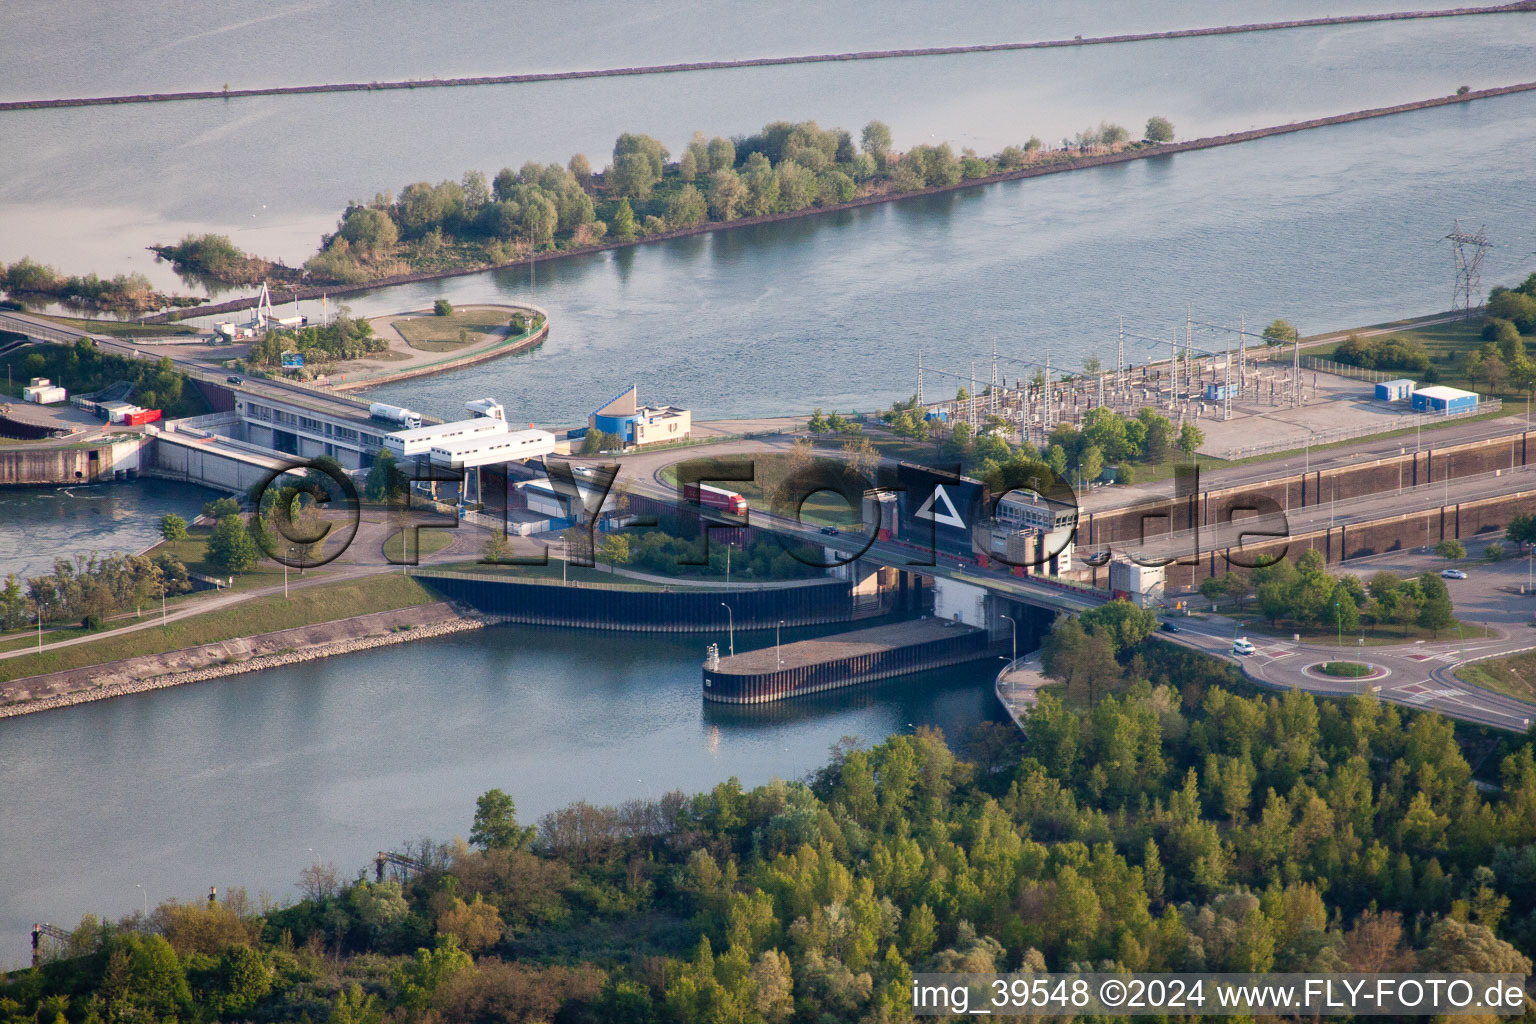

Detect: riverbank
[0, 601, 483, 719]
[139, 80, 1536, 325]
[2, 4, 1530, 112]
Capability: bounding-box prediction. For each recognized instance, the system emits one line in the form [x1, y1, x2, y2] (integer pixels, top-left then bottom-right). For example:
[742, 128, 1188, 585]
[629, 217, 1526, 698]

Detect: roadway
[1079, 412, 1535, 516]
[1159, 545, 1536, 732]
[585, 439, 1536, 730]
[1124, 462, 1536, 563]
[0, 310, 376, 424]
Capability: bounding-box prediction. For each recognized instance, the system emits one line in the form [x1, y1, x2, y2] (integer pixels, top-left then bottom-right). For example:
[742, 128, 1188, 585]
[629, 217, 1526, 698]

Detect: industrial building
[995, 489, 1078, 532]
[589, 386, 690, 447]
[429, 429, 555, 469]
[1109, 560, 1165, 607]
[1375, 378, 1415, 402]
[1410, 385, 1478, 415]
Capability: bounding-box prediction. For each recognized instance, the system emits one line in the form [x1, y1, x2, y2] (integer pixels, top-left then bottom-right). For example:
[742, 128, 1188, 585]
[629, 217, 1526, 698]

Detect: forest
[6, 631, 1534, 1024]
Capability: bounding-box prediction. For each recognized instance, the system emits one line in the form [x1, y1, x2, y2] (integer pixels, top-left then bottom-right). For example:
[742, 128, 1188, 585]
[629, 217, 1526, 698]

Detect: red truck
[684, 482, 748, 515]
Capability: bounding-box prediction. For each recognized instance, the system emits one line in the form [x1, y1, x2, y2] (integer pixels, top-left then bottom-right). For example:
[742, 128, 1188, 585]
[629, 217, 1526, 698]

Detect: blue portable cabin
[1375, 379, 1415, 402]
[1205, 382, 1232, 401]
[1410, 385, 1477, 415]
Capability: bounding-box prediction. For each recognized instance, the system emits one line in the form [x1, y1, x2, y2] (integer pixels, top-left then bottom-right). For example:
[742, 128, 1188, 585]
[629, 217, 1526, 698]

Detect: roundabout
[1302, 660, 1389, 683]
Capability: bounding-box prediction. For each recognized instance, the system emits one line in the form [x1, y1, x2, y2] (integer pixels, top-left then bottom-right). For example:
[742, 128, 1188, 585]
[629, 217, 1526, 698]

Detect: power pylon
[1445, 221, 1490, 311]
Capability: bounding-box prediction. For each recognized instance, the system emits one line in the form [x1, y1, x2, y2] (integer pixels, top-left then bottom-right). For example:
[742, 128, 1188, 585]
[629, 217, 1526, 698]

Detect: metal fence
[1299, 355, 1403, 382]
[1220, 397, 1502, 460]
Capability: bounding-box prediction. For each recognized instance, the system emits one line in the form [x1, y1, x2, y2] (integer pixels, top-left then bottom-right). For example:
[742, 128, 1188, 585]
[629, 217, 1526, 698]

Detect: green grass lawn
[392, 309, 522, 352]
[149, 526, 329, 596]
[34, 314, 202, 337]
[428, 558, 669, 590]
[1319, 661, 1373, 677]
[382, 528, 457, 562]
[0, 573, 438, 687]
[0, 625, 96, 655]
[1458, 649, 1536, 703]
[1309, 318, 1535, 405]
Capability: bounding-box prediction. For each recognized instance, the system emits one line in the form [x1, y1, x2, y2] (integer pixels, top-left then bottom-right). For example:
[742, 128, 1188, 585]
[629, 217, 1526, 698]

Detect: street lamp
[776, 619, 784, 668]
[1001, 614, 1017, 664]
[719, 602, 734, 657]
[135, 883, 147, 918]
[1335, 600, 1342, 650]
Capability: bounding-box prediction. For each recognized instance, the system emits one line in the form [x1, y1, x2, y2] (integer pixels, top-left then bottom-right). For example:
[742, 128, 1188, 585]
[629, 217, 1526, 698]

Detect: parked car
[1159, 621, 1181, 634]
[1232, 637, 1255, 655]
[226, 375, 244, 385]
[1441, 568, 1468, 580]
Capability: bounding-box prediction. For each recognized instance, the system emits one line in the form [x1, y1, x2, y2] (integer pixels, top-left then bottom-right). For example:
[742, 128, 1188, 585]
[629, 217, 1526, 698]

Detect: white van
[1232, 637, 1256, 656]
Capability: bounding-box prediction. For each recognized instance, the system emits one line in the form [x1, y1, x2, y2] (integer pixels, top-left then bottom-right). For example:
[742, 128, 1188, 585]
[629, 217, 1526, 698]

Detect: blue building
[589, 385, 691, 446]
[1410, 385, 1478, 415]
[1375, 379, 1415, 402]
[1205, 382, 1232, 401]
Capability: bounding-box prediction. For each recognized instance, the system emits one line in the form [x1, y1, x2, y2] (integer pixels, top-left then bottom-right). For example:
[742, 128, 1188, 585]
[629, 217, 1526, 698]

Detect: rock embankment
[0, 603, 485, 719]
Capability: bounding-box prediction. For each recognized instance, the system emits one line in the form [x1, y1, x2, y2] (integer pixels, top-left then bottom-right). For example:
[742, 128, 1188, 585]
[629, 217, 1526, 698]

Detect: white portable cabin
[23, 378, 66, 404]
[430, 429, 556, 469]
[384, 417, 507, 458]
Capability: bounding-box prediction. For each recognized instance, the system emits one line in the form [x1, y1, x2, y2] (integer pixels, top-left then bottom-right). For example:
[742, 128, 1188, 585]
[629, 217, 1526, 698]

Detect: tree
[707, 136, 736, 172]
[1416, 573, 1456, 636]
[1507, 511, 1536, 547]
[365, 449, 407, 503]
[568, 153, 592, 187]
[433, 299, 453, 316]
[206, 515, 258, 574]
[860, 121, 892, 164]
[1078, 599, 1158, 652]
[611, 199, 637, 242]
[598, 533, 631, 571]
[611, 133, 669, 198]
[1262, 320, 1299, 347]
[437, 894, 503, 952]
[158, 513, 189, 542]
[482, 532, 511, 563]
[665, 184, 708, 228]
[1137, 407, 1174, 461]
[1435, 539, 1466, 559]
[469, 788, 533, 850]
[1079, 443, 1105, 483]
[707, 168, 748, 221]
[203, 496, 241, 519]
[1144, 116, 1175, 143]
[1178, 422, 1205, 458]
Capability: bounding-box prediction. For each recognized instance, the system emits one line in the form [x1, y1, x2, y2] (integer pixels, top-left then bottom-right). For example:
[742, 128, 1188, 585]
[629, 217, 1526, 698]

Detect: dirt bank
[2, 5, 1531, 112]
[0, 602, 484, 719]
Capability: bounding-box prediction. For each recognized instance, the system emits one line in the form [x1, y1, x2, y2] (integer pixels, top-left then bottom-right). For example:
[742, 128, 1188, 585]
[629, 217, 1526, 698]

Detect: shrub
[433, 299, 453, 316]
[1435, 539, 1466, 559]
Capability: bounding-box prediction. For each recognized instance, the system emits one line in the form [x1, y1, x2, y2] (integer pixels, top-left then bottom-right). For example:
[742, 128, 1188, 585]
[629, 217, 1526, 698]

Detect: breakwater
[0, 603, 483, 719]
[138, 80, 1536, 326]
[3, 5, 1531, 113]
[702, 618, 996, 703]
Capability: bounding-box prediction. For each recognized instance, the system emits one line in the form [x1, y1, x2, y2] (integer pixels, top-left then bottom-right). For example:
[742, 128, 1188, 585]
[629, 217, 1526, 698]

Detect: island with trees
[137, 115, 1178, 306]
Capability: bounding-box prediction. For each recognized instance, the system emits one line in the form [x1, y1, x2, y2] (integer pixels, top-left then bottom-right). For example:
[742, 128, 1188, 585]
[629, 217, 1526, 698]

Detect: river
[0, 480, 217, 581]
[0, 623, 1001, 964]
[4, 0, 1536, 961]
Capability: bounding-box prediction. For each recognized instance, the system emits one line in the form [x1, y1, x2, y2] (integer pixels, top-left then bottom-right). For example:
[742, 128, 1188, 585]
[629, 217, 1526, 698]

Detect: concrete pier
[701, 618, 995, 704]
